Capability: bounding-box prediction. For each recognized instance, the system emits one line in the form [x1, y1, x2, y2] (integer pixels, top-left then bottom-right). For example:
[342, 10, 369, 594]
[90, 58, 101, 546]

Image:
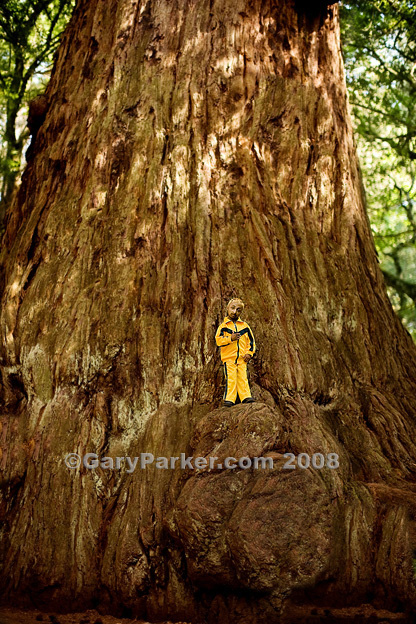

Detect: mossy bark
[1, 0, 416, 622]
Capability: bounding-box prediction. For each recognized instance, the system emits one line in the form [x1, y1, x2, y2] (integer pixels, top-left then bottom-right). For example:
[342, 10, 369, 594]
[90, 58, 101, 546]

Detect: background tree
[1, 1, 416, 623]
[0, 0, 75, 233]
[340, 0, 416, 338]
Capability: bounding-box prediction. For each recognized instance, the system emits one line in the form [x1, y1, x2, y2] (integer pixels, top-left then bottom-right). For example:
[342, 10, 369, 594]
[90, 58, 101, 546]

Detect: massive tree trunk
[1, 0, 416, 622]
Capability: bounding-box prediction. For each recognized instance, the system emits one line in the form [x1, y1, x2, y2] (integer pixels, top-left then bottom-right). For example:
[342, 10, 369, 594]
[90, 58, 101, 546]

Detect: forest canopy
[0, 0, 74, 227]
[340, 0, 416, 338]
[0, 0, 415, 338]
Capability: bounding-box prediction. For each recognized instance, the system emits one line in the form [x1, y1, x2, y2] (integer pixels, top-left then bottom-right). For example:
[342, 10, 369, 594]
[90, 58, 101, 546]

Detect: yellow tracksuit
[215, 316, 256, 403]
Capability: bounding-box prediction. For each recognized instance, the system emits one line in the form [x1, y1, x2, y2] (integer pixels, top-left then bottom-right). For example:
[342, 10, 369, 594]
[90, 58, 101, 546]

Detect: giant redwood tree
[1, 0, 416, 622]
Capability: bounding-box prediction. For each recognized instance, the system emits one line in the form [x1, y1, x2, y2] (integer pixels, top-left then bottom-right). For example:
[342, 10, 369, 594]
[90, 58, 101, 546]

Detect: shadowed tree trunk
[1, 0, 416, 622]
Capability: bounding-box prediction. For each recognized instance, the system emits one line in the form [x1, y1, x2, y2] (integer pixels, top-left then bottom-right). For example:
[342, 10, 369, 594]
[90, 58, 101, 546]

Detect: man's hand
[231, 332, 241, 341]
[243, 354, 252, 363]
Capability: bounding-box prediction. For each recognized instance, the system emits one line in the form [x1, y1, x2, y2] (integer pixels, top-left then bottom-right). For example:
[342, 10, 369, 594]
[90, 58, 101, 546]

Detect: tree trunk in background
[1, 0, 416, 622]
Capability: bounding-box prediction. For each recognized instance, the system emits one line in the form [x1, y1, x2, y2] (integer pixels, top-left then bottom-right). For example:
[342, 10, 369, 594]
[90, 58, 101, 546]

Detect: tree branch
[383, 270, 416, 302]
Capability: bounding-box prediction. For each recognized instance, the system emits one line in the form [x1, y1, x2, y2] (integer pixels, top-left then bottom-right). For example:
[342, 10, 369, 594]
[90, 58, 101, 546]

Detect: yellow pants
[223, 359, 252, 403]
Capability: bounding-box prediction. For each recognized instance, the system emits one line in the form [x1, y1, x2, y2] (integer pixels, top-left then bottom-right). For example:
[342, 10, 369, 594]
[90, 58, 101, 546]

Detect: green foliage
[340, 0, 416, 338]
[0, 0, 75, 220]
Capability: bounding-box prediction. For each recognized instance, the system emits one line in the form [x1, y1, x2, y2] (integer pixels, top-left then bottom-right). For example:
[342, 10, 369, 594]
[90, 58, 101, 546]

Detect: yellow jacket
[215, 317, 256, 363]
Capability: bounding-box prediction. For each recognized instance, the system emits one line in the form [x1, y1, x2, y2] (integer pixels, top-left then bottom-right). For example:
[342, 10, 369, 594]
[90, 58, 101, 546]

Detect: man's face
[227, 301, 243, 320]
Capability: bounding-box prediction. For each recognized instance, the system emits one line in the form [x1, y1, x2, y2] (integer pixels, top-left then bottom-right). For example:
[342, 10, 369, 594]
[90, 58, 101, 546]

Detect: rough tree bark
[1, 0, 416, 622]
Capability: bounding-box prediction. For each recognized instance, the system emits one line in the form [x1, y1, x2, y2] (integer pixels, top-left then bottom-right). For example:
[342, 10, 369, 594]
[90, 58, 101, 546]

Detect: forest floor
[0, 607, 190, 624]
[280, 603, 414, 623]
[0, 604, 413, 624]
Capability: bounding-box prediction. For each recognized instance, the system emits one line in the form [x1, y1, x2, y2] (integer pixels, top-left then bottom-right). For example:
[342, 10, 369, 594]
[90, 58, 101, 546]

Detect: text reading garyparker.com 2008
[64, 452, 340, 473]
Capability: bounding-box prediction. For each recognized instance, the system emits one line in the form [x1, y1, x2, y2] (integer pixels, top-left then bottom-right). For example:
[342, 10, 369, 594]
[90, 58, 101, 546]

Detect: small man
[215, 298, 256, 407]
